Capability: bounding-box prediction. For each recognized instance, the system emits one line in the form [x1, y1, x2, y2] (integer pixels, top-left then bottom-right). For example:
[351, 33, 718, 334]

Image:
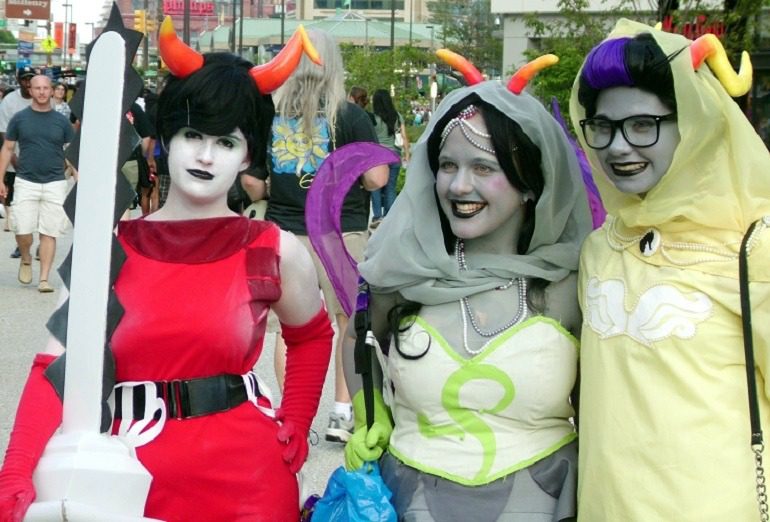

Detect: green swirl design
[417, 363, 515, 480]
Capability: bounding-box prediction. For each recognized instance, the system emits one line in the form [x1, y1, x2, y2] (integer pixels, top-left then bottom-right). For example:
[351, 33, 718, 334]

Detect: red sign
[68, 23, 76, 53]
[662, 14, 726, 40]
[5, 0, 51, 20]
[54, 21, 63, 48]
[163, 0, 214, 16]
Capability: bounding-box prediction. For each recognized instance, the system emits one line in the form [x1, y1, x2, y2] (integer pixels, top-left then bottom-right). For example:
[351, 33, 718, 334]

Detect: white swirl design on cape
[585, 277, 712, 347]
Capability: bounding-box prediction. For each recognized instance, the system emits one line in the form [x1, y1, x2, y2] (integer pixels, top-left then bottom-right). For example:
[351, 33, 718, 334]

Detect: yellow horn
[690, 33, 752, 97]
[507, 54, 558, 95]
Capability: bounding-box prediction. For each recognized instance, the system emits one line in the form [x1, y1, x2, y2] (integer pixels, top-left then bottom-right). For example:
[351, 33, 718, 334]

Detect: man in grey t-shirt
[0, 75, 74, 292]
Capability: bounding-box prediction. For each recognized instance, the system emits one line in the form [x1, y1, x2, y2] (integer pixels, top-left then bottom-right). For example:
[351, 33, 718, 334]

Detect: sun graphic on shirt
[272, 118, 330, 177]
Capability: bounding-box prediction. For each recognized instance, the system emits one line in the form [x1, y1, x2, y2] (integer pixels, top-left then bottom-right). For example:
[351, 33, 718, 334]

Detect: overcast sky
[50, 0, 108, 36]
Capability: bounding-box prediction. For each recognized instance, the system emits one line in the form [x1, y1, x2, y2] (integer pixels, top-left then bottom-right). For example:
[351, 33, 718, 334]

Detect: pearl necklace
[455, 239, 528, 355]
[605, 216, 742, 266]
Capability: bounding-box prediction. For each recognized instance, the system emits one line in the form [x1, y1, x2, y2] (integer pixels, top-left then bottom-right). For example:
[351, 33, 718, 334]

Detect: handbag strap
[353, 278, 375, 430]
[739, 219, 769, 521]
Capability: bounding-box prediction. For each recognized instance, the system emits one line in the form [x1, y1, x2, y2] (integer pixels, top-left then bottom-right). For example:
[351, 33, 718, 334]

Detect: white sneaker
[324, 412, 354, 443]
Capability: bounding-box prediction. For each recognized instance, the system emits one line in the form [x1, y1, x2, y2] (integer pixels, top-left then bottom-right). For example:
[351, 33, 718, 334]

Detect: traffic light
[146, 17, 157, 34]
[134, 9, 146, 34]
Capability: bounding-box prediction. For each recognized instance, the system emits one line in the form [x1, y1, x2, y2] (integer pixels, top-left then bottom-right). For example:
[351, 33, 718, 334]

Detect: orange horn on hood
[690, 33, 752, 97]
[250, 25, 322, 94]
[436, 49, 484, 86]
[507, 54, 558, 95]
[158, 16, 205, 79]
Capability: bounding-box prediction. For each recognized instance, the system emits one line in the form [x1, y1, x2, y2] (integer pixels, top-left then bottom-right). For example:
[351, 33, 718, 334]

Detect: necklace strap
[455, 238, 529, 355]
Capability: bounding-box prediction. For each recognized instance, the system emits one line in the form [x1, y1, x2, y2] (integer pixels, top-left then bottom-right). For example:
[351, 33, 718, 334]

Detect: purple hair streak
[581, 37, 634, 90]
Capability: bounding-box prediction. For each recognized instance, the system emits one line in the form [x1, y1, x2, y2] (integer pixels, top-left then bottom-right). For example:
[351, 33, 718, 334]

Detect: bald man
[0, 75, 74, 292]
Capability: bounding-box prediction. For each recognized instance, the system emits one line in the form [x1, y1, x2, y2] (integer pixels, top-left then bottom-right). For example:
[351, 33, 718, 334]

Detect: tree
[522, 0, 645, 117]
[426, 0, 503, 78]
[722, 0, 765, 62]
[341, 43, 434, 117]
[0, 30, 16, 44]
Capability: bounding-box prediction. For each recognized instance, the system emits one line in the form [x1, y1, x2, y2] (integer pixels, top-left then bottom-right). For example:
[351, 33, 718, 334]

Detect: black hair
[372, 89, 399, 136]
[578, 33, 678, 117]
[156, 53, 275, 168]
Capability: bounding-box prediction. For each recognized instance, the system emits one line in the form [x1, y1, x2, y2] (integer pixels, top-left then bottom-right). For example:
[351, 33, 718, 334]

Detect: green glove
[344, 388, 393, 471]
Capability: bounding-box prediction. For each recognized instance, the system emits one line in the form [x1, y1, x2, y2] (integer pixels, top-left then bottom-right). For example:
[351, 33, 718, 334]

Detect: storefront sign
[163, 0, 214, 16]
[662, 14, 726, 40]
[5, 0, 50, 21]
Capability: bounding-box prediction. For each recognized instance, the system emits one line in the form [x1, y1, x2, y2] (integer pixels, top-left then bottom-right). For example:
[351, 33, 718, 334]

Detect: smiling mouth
[611, 162, 648, 178]
[451, 201, 486, 218]
[187, 169, 214, 180]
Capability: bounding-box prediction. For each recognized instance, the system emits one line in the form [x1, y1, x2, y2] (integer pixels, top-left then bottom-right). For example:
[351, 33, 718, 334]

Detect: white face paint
[435, 113, 526, 254]
[167, 127, 250, 206]
[594, 86, 680, 195]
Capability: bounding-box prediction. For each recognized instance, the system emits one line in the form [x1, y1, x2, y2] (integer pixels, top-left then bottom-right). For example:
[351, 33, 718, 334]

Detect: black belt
[114, 373, 262, 421]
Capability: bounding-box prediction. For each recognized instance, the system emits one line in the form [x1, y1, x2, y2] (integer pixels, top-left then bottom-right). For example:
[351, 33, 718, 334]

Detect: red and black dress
[112, 216, 298, 521]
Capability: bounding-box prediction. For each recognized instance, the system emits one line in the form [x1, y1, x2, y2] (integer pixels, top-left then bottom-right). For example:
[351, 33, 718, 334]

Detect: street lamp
[63, 3, 72, 67]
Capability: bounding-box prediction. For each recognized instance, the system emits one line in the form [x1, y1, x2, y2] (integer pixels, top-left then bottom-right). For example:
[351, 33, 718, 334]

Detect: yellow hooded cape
[570, 19, 770, 521]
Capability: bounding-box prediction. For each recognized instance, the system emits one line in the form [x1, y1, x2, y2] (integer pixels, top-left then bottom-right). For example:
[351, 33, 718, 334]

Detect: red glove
[276, 307, 333, 473]
[0, 354, 62, 522]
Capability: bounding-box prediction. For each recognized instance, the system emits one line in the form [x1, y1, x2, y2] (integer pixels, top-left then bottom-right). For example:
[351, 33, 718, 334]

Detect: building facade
[295, 0, 431, 22]
[490, 0, 726, 74]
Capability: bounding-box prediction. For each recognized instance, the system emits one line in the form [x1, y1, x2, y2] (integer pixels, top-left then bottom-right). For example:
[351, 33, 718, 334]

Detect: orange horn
[250, 25, 321, 94]
[507, 54, 558, 94]
[158, 16, 204, 79]
[436, 49, 483, 86]
[690, 33, 752, 97]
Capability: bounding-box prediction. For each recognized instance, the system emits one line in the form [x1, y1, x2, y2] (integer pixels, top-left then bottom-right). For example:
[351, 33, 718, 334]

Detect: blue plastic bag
[312, 462, 397, 522]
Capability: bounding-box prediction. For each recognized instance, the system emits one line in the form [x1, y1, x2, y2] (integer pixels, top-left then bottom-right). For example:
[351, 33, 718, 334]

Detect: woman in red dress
[0, 18, 332, 522]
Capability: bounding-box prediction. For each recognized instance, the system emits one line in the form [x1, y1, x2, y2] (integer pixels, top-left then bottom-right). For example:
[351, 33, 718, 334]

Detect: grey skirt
[380, 441, 577, 522]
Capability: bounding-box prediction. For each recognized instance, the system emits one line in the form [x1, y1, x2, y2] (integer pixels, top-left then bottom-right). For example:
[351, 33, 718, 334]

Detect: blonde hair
[273, 29, 345, 138]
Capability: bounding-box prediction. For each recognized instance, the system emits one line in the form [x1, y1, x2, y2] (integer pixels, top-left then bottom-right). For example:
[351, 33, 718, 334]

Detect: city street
[0, 205, 345, 504]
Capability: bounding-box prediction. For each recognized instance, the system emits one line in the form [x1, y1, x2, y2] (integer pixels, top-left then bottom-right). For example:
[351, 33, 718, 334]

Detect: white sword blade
[62, 32, 125, 434]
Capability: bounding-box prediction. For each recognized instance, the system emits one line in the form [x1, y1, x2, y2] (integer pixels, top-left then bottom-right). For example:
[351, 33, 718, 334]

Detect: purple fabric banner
[306, 142, 399, 316]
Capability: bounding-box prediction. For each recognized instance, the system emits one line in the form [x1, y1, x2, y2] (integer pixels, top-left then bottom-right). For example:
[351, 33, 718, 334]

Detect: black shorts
[136, 156, 152, 188]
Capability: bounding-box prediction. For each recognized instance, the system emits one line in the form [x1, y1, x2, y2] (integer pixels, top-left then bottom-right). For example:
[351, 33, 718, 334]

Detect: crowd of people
[0, 15, 769, 522]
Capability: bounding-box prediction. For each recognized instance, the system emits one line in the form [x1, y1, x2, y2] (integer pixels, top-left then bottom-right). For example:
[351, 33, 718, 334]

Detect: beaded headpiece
[439, 105, 496, 153]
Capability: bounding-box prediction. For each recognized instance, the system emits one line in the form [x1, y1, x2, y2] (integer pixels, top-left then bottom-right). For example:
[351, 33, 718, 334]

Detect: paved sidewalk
[0, 208, 344, 503]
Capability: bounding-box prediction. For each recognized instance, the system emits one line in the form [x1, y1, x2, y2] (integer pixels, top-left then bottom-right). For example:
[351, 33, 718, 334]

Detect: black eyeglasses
[579, 114, 677, 150]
